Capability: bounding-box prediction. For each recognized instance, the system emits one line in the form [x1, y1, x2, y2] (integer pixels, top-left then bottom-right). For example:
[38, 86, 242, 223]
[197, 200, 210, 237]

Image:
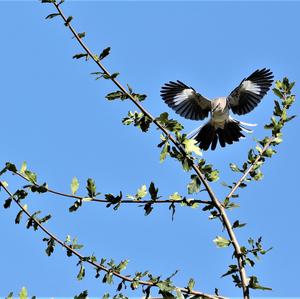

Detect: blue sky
[0, 1, 299, 298]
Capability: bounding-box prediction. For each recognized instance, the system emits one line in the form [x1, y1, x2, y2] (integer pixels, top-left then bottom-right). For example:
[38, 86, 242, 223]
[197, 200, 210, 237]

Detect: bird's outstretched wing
[160, 80, 211, 120]
[228, 68, 274, 115]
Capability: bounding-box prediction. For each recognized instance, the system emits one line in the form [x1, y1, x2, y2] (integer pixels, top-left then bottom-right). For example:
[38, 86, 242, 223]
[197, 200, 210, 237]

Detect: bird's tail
[189, 118, 256, 151]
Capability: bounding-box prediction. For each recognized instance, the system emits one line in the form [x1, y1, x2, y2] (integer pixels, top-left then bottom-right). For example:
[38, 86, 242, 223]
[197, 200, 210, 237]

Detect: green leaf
[6, 162, 17, 173]
[105, 192, 122, 205]
[229, 163, 241, 172]
[117, 259, 129, 272]
[148, 182, 159, 201]
[5, 292, 13, 299]
[102, 72, 119, 80]
[64, 16, 73, 26]
[157, 281, 175, 293]
[19, 287, 28, 299]
[187, 175, 201, 194]
[137, 185, 147, 200]
[3, 196, 12, 209]
[109, 73, 119, 80]
[77, 263, 85, 280]
[183, 139, 202, 156]
[20, 161, 27, 174]
[175, 289, 184, 299]
[43, 237, 55, 256]
[197, 159, 219, 182]
[247, 149, 256, 163]
[248, 276, 272, 291]
[24, 170, 37, 184]
[275, 80, 282, 90]
[138, 115, 152, 132]
[1, 181, 8, 189]
[144, 202, 153, 216]
[213, 236, 231, 248]
[71, 177, 79, 195]
[15, 206, 26, 224]
[253, 170, 263, 181]
[39, 214, 52, 224]
[232, 220, 246, 229]
[45, 13, 60, 19]
[102, 272, 114, 284]
[122, 111, 152, 132]
[283, 95, 295, 108]
[181, 157, 193, 172]
[74, 290, 88, 299]
[105, 91, 127, 101]
[99, 47, 111, 60]
[30, 183, 48, 193]
[73, 53, 88, 60]
[187, 278, 195, 292]
[263, 148, 276, 158]
[86, 178, 97, 198]
[159, 141, 170, 163]
[221, 264, 238, 277]
[232, 274, 242, 287]
[272, 88, 283, 99]
[69, 199, 82, 212]
[156, 113, 184, 132]
[132, 93, 147, 102]
[169, 192, 182, 201]
[206, 170, 219, 182]
[77, 32, 86, 39]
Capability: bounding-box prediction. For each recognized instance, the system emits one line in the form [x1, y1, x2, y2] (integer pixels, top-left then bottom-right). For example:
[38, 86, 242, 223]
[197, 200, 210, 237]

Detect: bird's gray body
[161, 69, 274, 150]
[210, 97, 229, 129]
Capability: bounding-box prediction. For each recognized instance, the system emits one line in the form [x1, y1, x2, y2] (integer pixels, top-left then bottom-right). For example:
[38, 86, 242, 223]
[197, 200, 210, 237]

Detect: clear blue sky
[0, 1, 299, 298]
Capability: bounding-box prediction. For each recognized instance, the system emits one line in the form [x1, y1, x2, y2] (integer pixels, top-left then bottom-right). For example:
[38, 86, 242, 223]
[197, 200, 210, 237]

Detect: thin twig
[0, 181, 226, 299]
[225, 137, 275, 202]
[47, 2, 250, 297]
[14, 171, 210, 205]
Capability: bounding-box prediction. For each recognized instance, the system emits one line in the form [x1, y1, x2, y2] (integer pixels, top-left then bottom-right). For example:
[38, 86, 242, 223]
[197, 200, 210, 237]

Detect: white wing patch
[160, 80, 211, 120]
[241, 80, 261, 95]
[173, 89, 195, 105]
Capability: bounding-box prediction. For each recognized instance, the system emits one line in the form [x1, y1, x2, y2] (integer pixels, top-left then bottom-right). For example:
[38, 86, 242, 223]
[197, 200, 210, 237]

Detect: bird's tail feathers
[189, 118, 255, 151]
[230, 117, 257, 133]
[187, 125, 203, 139]
[189, 121, 218, 150]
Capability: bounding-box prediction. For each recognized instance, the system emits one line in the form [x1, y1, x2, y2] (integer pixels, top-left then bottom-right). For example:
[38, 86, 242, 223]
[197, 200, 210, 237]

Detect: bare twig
[0, 180, 226, 299]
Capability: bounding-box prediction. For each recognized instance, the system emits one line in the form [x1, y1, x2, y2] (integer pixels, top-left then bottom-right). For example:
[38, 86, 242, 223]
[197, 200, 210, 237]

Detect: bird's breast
[211, 104, 229, 129]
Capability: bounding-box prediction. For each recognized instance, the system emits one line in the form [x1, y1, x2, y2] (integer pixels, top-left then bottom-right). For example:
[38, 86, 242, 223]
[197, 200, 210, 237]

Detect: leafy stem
[225, 136, 275, 202]
[13, 170, 211, 206]
[0, 180, 225, 299]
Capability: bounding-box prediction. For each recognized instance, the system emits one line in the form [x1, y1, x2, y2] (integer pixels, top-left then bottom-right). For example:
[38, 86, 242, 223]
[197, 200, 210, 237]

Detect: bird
[160, 68, 274, 150]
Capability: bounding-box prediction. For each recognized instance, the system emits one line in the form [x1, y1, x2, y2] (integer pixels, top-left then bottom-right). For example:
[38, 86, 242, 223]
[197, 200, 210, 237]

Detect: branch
[226, 82, 295, 203]
[0, 181, 225, 299]
[43, 2, 250, 298]
[12, 171, 210, 206]
[225, 137, 275, 202]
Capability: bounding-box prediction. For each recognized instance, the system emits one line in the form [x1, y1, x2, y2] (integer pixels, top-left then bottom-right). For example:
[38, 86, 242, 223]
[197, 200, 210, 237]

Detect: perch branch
[0, 181, 225, 299]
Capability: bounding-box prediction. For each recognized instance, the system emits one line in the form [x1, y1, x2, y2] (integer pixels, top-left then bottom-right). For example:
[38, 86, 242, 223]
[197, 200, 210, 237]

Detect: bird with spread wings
[160, 68, 274, 150]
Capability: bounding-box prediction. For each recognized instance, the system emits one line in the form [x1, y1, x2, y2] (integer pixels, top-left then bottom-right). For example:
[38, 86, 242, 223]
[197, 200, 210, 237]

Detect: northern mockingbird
[160, 68, 274, 150]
